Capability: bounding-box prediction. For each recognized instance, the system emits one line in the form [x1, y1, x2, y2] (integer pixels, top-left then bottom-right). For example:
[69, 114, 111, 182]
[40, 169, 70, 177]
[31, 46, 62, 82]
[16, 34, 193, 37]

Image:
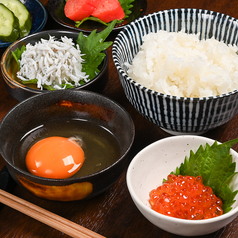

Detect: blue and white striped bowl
[112, 9, 238, 135]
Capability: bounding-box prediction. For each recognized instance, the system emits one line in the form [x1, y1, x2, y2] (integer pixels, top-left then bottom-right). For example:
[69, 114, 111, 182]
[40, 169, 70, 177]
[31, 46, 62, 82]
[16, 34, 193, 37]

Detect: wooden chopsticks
[0, 189, 105, 238]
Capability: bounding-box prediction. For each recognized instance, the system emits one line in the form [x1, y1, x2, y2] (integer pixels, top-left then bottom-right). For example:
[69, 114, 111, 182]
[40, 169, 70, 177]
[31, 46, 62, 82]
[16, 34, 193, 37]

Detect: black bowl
[47, 0, 147, 33]
[1, 30, 109, 101]
[0, 90, 135, 201]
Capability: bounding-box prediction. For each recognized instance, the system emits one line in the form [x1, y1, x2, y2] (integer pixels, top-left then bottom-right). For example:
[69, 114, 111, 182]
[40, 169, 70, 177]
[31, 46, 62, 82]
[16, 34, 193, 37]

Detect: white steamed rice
[127, 30, 238, 97]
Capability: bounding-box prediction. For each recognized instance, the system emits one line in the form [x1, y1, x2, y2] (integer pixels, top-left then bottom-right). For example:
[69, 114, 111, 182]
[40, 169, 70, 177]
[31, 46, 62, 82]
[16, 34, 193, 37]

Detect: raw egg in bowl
[0, 90, 135, 201]
[25, 136, 85, 179]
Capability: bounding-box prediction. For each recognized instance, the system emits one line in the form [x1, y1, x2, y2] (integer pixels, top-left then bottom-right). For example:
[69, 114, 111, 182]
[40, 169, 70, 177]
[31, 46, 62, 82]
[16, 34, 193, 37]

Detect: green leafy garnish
[75, 17, 109, 27]
[119, 0, 135, 19]
[77, 20, 116, 79]
[171, 138, 238, 213]
[74, 0, 135, 27]
[12, 45, 26, 69]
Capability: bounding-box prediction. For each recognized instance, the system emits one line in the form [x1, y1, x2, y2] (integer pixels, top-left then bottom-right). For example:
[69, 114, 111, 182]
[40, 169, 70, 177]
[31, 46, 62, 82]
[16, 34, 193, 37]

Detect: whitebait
[17, 36, 89, 90]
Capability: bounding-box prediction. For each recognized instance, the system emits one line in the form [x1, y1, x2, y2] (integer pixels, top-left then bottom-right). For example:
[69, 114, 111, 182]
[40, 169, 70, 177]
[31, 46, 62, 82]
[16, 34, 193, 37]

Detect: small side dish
[126, 135, 238, 236]
[11, 20, 116, 90]
[64, 0, 134, 26]
[0, 0, 47, 49]
[0, 0, 32, 42]
[46, 0, 147, 33]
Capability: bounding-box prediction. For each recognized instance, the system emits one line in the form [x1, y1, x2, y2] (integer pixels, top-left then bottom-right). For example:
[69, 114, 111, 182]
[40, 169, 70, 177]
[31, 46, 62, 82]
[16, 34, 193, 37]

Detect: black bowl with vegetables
[0, 24, 113, 101]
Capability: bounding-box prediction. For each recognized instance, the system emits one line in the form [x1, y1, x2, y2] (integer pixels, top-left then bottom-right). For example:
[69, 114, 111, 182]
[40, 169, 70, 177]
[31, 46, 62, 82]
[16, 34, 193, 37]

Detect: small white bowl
[126, 135, 238, 236]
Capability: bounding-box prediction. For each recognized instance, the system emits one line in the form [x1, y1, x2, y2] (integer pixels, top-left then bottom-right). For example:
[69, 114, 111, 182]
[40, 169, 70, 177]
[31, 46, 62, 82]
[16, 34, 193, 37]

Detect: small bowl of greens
[0, 21, 115, 101]
[46, 0, 147, 34]
[127, 135, 238, 236]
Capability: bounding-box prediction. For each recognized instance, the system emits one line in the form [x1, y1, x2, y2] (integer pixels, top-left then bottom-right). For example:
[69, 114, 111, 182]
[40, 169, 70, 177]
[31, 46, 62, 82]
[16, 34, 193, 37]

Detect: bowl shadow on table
[0, 166, 17, 210]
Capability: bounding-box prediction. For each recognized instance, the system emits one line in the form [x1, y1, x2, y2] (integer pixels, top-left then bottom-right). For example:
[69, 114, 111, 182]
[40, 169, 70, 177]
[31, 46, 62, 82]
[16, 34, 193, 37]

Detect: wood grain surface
[0, 0, 238, 237]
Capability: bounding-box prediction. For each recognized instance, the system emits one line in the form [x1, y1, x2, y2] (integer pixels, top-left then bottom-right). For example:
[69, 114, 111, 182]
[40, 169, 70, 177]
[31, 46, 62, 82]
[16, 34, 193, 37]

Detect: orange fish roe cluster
[149, 174, 223, 220]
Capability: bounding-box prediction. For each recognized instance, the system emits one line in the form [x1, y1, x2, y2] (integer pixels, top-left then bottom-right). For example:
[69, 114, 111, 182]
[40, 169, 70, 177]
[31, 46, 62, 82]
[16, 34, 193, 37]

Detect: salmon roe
[149, 174, 223, 220]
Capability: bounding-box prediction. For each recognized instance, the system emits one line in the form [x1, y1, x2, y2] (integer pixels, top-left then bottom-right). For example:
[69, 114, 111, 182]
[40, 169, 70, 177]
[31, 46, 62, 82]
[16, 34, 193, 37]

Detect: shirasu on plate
[16, 36, 90, 90]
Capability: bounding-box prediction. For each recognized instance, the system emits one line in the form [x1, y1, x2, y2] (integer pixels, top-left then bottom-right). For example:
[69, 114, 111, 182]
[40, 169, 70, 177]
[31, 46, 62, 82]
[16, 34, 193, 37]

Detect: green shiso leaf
[75, 16, 109, 27]
[172, 138, 238, 214]
[119, 0, 135, 19]
[77, 20, 116, 79]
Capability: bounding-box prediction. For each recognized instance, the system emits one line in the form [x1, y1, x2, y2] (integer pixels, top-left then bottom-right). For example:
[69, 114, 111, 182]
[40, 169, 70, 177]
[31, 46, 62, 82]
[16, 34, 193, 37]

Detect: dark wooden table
[1, 0, 238, 237]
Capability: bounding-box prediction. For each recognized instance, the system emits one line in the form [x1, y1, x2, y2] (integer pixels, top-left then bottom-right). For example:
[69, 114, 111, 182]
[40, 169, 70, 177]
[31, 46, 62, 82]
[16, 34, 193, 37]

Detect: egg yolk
[26, 136, 85, 179]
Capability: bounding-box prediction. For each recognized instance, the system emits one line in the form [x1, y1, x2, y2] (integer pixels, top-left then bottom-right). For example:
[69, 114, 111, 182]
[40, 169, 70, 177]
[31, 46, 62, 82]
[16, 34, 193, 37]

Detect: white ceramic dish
[126, 135, 238, 236]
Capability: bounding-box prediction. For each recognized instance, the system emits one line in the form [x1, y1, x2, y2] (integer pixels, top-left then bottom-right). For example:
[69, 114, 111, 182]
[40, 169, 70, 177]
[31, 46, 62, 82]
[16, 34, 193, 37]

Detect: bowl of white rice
[112, 8, 238, 134]
[1, 30, 109, 101]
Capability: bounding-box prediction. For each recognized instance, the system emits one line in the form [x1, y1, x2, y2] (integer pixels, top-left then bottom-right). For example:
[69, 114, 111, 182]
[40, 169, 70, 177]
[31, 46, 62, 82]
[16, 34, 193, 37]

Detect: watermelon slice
[92, 0, 125, 23]
[64, 0, 100, 21]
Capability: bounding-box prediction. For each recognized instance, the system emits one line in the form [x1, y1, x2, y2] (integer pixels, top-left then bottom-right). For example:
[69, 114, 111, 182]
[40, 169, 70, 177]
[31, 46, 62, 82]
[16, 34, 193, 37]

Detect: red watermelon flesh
[91, 0, 125, 23]
[64, 0, 100, 21]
